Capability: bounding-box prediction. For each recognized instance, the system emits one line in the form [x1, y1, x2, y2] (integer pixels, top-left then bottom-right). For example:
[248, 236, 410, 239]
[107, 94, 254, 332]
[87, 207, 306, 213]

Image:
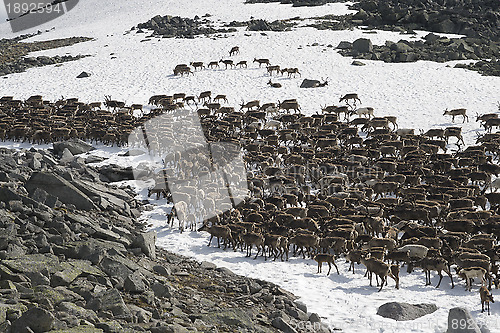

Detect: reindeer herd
[172, 46, 301, 84]
[2, 61, 500, 313]
[138, 93, 500, 313]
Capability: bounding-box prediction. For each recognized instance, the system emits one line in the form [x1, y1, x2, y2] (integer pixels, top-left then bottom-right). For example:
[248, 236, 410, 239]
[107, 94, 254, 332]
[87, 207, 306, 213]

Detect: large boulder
[353, 38, 373, 53]
[377, 302, 437, 321]
[99, 165, 135, 182]
[11, 307, 55, 333]
[300, 79, 321, 88]
[447, 307, 481, 333]
[25, 172, 97, 211]
[53, 138, 95, 156]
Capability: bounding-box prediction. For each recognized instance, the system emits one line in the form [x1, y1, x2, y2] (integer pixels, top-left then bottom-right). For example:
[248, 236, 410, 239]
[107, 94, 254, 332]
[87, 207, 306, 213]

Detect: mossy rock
[47, 326, 103, 333]
[1, 253, 60, 274]
[32, 285, 83, 305]
[0, 303, 28, 324]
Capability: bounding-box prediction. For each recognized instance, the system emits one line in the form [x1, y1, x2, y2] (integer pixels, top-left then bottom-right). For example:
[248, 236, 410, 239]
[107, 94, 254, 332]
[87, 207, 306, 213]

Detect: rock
[47, 326, 104, 332]
[25, 172, 96, 211]
[299, 79, 321, 88]
[271, 317, 298, 333]
[98, 165, 135, 182]
[391, 41, 413, 53]
[352, 38, 373, 53]
[123, 271, 146, 293]
[153, 265, 171, 276]
[99, 255, 134, 283]
[134, 231, 157, 259]
[351, 60, 366, 66]
[76, 71, 90, 78]
[424, 33, 440, 43]
[202, 309, 256, 330]
[32, 285, 83, 306]
[433, 19, 456, 34]
[151, 282, 174, 298]
[53, 139, 95, 156]
[200, 261, 217, 270]
[353, 9, 369, 20]
[94, 320, 122, 333]
[294, 301, 307, 313]
[1, 253, 60, 274]
[121, 149, 145, 157]
[0, 187, 22, 203]
[336, 41, 352, 49]
[309, 313, 321, 323]
[447, 307, 481, 333]
[377, 302, 437, 321]
[95, 288, 131, 317]
[60, 148, 74, 164]
[11, 307, 55, 333]
[57, 302, 98, 323]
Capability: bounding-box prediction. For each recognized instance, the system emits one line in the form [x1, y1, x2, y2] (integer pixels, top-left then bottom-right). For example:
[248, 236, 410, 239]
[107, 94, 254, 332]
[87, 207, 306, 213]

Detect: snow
[1, 0, 500, 332]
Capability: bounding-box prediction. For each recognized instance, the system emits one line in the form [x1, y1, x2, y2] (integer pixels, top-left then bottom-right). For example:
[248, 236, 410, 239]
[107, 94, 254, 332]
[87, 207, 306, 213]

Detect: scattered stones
[245, 19, 295, 32]
[0, 35, 92, 77]
[377, 302, 438, 321]
[337, 34, 500, 75]
[353, 38, 373, 53]
[0, 146, 332, 332]
[135, 15, 236, 38]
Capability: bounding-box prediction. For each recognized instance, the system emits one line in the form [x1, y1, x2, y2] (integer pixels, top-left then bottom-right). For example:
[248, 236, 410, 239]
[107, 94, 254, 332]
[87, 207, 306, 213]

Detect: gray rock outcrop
[377, 302, 438, 321]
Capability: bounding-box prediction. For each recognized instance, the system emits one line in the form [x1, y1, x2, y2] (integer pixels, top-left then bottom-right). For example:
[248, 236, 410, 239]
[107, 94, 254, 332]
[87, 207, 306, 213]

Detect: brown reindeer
[313, 253, 340, 275]
[229, 46, 240, 56]
[480, 285, 494, 314]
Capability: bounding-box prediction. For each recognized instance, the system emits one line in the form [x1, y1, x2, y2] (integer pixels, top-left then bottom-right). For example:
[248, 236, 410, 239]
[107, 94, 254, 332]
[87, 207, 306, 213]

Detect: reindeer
[267, 65, 280, 76]
[104, 95, 125, 111]
[339, 93, 361, 106]
[236, 60, 247, 68]
[476, 112, 498, 123]
[313, 253, 340, 275]
[443, 108, 468, 123]
[240, 100, 260, 111]
[278, 99, 300, 113]
[229, 46, 240, 56]
[267, 80, 282, 88]
[483, 118, 500, 132]
[444, 127, 464, 144]
[355, 107, 374, 119]
[213, 95, 228, 104]
[253, 58, 270, 67]
[480, 285, 494, 314]
[189, 62, 205, 71]
[317, 77, 328, 87]
[281, 68, 301, 78]
[207, 61, 219, 69]
[198, 91, 211, 103]
[219, 59, 235, 69]
[458, 267, 487, 291]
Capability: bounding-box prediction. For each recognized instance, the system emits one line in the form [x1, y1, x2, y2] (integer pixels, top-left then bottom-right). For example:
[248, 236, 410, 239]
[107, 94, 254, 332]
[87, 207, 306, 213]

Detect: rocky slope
[0, 33, 91, 77]
[0, 140, 331, 333]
